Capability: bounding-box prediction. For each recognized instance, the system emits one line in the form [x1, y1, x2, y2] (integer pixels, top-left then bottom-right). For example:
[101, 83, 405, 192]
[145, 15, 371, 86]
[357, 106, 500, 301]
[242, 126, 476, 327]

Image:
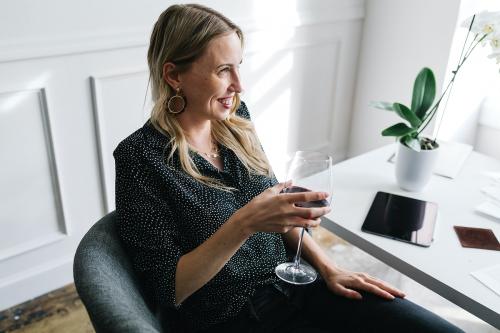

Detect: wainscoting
[0, 0, 365, 310]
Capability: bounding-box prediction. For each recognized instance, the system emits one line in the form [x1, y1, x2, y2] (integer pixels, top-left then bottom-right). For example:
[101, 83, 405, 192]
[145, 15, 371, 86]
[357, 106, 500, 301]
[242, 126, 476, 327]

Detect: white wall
[0, 0, 365, 309]
[435, 0, 500, 145]
[347, 0, 461, 157]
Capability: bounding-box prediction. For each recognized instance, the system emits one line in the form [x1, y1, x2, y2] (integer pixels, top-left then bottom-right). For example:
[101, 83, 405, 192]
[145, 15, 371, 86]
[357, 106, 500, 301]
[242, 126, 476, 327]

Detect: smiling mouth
[217, 97, 233, 107]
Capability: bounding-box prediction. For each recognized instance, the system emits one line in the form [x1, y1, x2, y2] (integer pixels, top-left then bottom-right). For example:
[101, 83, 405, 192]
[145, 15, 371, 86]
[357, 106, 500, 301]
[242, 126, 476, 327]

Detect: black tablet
[361, 191, 438, 247]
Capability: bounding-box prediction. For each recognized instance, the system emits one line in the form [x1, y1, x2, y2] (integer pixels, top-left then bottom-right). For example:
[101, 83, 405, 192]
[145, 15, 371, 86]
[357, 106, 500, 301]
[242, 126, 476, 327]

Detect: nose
[229, 68, 244, 94]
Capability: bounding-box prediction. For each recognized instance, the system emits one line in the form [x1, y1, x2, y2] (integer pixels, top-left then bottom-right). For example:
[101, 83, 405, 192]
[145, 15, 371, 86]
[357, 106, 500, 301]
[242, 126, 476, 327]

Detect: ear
[162, 62, 181, 90]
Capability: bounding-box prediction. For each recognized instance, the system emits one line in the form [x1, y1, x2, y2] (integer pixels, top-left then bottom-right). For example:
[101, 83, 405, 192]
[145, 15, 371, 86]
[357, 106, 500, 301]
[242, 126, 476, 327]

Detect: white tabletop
[321, 144, 500, 329]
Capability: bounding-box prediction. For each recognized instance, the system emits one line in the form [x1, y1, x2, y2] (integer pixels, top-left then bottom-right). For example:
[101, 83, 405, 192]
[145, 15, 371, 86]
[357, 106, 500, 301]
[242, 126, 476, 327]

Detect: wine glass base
[275, 262, 317, 285]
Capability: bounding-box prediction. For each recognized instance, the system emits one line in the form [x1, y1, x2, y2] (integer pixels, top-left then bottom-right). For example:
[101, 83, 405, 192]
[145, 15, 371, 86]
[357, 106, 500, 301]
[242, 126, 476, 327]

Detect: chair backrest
[73, 211, 163, 333]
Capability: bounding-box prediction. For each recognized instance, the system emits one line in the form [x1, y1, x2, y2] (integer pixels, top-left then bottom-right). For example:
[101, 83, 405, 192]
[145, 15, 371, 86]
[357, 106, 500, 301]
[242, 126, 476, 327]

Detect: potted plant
[371, 11, 500, 192]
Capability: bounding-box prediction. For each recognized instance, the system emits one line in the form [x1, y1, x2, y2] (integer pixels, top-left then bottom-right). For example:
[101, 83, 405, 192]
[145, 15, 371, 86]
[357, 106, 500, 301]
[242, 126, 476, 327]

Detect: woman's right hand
[233, 181, 331, 235]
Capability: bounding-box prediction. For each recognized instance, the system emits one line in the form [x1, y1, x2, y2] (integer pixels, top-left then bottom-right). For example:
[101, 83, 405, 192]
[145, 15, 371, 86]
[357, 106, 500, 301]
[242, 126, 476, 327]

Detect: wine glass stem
[293, 227, 306, 269]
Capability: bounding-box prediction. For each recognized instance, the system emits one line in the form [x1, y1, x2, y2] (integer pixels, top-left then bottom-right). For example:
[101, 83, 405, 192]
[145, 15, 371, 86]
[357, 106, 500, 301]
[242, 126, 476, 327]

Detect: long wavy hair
[147, 4, 273, 190]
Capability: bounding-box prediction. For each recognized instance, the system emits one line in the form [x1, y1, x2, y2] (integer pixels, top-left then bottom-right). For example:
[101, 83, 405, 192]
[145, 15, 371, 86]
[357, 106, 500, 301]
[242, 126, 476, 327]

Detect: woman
[114, 4, 463, 332]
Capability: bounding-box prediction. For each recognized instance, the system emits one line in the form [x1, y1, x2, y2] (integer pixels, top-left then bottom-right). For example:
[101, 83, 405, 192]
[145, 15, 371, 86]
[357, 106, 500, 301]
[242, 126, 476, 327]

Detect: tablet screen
[361, 191, 438, 247]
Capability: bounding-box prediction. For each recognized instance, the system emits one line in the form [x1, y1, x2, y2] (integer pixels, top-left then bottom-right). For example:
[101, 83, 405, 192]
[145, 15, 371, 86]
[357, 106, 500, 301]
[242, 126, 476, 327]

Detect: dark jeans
[200, 279, 464, 333]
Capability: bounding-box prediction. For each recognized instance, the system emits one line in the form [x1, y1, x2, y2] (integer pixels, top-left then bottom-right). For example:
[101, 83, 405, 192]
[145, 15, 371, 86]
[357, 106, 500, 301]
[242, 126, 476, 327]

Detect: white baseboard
[0, 256, 74, 311]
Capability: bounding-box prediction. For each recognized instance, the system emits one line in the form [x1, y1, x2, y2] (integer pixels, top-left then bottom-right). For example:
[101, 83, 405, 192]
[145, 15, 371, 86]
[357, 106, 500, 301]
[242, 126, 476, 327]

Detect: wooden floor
[0, 284, 94, 333]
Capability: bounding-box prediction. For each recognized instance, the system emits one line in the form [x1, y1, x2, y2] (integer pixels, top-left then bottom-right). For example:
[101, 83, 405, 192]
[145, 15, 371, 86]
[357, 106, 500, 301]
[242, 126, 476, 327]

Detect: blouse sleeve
[114, 140, 183, 309]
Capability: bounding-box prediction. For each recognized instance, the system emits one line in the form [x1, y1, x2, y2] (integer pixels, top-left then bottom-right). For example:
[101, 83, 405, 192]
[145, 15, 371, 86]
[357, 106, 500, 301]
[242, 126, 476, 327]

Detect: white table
[321, 144, 500, 329]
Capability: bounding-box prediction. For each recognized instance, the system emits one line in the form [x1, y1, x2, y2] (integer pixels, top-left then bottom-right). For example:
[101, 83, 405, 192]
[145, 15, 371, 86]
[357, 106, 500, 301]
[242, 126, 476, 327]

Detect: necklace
[191, 139, 220, 159]
[201, 147, 220, 159]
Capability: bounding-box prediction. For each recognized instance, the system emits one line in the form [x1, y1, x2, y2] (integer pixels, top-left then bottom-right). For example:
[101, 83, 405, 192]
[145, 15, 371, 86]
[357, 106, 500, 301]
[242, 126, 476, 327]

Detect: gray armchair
[74, 211, 302, 332]
[73, 211, 164, 333]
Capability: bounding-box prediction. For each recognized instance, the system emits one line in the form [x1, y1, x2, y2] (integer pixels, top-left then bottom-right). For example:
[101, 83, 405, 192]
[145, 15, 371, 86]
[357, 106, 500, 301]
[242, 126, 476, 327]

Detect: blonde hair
[147, 4, 273, 190]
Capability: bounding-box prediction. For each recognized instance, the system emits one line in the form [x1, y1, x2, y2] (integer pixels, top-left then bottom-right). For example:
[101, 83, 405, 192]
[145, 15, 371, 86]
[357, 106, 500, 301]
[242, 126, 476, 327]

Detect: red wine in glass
[281, 186, 329, 208]
[275, 151, 333, 285]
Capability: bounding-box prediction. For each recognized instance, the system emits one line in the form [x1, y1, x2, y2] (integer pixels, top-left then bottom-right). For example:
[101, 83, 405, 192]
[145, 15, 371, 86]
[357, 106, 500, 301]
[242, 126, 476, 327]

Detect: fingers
[329, 269, 406, 302]
[267, 217, 320, 234]
[279, 190, 331, 219]
[310, 218, 321, 228]
[272, 180, 292, 194]
[286, 216, 321, 229]
[293, 206, 331, 220]
[364, 276, 406, 298]
[334, 284, 362, 300]
[356, 280, 395, 300]
[350, 274, 404, 300]
[283, 190, 329, 205]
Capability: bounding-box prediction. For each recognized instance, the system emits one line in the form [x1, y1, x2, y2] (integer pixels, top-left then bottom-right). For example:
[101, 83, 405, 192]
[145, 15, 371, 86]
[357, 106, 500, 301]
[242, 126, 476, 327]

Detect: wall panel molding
[38, 88, 69, 237]
[0, 254, 73, 288]
[0, 88, 67, 261]
[0, 28, 149, 64]
[0, 2, 364, 63]
[90, 69, 149, 213]
[0, 234, 66, 263]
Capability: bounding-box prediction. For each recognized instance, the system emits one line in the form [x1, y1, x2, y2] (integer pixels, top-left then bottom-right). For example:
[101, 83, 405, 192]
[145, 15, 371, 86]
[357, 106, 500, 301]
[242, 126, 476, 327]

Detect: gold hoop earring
[167, 88, 186, 114]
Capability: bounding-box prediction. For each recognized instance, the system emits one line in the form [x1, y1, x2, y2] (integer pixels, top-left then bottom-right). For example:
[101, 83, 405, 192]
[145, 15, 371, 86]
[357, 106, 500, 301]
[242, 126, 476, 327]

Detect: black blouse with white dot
[114, 102, 287, 330]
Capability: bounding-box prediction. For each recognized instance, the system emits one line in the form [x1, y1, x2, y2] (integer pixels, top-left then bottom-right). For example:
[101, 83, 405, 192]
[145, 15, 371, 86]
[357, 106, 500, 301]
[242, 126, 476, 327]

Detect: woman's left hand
[322, 265, 406, 301]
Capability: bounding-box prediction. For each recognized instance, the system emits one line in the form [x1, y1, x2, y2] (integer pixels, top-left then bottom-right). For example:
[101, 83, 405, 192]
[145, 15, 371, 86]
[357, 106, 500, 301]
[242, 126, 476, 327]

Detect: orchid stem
[417, 26, 486, 138]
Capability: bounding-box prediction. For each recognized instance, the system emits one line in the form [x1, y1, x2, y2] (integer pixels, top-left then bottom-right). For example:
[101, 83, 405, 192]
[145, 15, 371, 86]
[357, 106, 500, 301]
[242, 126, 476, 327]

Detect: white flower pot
[395, 140, 439, 192]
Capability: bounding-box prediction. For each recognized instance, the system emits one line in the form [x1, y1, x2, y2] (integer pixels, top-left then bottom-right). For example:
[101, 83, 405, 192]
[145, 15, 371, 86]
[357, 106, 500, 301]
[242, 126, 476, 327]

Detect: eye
[218, 67, 230, 75]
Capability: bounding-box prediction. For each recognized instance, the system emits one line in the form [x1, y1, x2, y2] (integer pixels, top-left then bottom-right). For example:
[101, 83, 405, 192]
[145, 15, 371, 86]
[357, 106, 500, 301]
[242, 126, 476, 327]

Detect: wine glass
[275, 151, 333, 285]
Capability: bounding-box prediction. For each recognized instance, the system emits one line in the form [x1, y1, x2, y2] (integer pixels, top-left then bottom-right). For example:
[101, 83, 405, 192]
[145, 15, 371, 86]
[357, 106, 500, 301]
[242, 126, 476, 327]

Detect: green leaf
[393, 103, 422, 128]
[381, 123, 416, 137]
[411, 67, 436, 119]
[402, 135, 421, 152]
[369, 101, 395, 111]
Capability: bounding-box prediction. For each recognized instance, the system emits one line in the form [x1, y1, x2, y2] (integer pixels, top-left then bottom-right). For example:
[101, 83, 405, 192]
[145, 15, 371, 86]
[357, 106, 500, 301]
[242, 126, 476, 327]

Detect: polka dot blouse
[114, 102, 287, 330]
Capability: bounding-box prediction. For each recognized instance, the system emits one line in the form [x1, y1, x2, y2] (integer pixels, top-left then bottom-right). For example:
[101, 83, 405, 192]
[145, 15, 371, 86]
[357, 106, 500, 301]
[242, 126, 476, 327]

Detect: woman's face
[178, 32, 243, 121]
